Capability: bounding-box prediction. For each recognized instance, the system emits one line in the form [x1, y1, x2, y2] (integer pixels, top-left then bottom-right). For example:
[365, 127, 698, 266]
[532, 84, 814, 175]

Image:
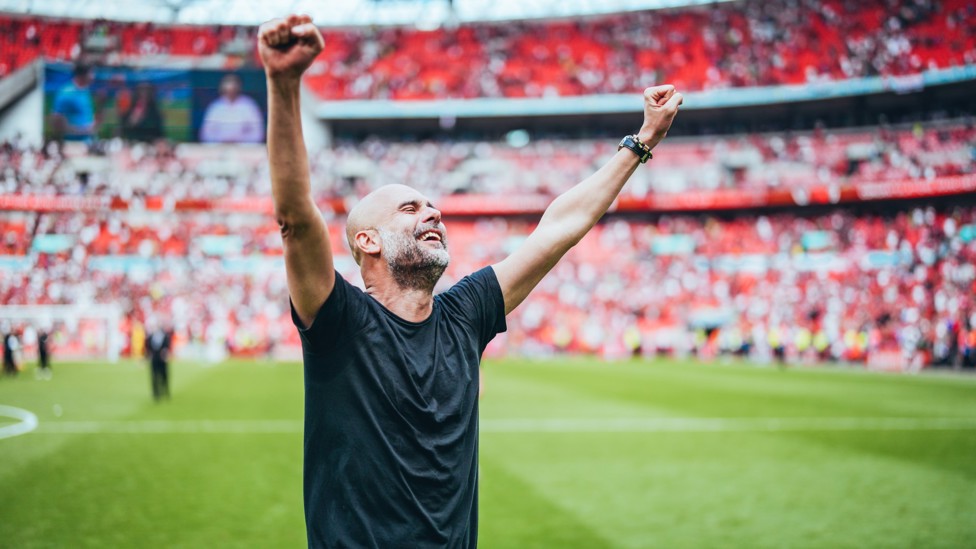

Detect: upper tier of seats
[2, 0, 974, 99]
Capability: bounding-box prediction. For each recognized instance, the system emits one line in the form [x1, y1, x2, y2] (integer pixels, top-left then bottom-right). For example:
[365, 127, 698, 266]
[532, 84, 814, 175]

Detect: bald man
[259, 15, 682, 549]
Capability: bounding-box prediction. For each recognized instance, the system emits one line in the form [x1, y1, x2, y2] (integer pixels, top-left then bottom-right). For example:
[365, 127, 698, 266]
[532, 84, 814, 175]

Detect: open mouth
[419, 231, 441, 242]
[418, 230, 444, 245]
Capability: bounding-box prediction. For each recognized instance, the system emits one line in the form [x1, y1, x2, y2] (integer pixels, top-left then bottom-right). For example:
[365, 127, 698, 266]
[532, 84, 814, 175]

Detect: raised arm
[492, 85, 683, 315]
[258, 15, 332, 327]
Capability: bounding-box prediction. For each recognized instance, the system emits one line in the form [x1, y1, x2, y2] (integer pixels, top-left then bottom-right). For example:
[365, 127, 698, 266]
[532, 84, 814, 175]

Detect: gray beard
[379, 227, 450, 291]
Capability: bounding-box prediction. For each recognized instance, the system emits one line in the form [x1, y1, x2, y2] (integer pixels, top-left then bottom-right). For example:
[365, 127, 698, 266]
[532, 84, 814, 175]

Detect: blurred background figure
[145, 321, 172, 401]
[48, 63, 96, 145]
[131, 319, 146, 361]
[36, 325, 52, 380]
[120, 82, 164, 143]
[198, 73, 264, 143]
[2, 323, 20, 377]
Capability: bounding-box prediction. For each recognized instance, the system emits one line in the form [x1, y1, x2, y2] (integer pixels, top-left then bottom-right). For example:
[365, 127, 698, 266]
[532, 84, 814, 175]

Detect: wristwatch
[618, 134, 652, 163]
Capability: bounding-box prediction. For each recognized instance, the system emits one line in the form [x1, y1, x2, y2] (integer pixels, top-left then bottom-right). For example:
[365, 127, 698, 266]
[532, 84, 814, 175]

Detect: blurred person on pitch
[260, 14, 681, 548]
[199, 73, 265, 143]
[2, 323, 20, 377]
[145, 321, 172, 401]
[36, 325, 52, 380]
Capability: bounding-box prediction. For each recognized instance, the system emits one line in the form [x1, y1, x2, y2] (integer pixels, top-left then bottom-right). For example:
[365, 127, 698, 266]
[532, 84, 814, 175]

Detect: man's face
[378, 197, 449, 290]
[75, 70, 93, 88]
[220, 76, 241, 100]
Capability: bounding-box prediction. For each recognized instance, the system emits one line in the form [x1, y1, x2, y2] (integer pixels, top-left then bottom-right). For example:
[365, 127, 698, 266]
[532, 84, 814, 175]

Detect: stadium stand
[2, 0, 975, 95]
[0, 127, 976, 366]
[0, 16, 255, 76]
[305, 0, 976, 99]
[2, 156, 975, 369]
[3, 120, 974, 200]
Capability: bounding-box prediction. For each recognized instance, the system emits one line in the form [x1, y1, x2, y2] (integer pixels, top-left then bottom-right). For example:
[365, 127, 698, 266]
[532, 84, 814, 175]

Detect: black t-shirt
[292, 266, 507, 548]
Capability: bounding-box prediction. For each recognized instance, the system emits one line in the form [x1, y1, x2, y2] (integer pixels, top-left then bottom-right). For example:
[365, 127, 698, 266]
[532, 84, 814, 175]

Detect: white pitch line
[480, 417, 976, 433]
[0, 405, 39, 440]
[12, 416, 976, 436]
[35, 419, 303, 434]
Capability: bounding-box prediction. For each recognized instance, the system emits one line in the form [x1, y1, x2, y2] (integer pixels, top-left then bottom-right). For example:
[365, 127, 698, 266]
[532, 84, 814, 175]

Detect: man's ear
[355, 229, 381, 258]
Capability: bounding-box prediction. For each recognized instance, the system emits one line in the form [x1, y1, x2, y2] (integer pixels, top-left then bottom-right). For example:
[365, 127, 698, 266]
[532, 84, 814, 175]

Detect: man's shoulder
[446, 266, 498, 291]
[206, 97, 230, 110]
[306, 271, 375, 323]
[437, 267, 500, 308]
[239, 95, 260, 106]
[53, 85, 79, 104]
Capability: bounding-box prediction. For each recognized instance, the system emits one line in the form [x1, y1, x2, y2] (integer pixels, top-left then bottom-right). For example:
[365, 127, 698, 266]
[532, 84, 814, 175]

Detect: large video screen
[44, 64, 267, 144]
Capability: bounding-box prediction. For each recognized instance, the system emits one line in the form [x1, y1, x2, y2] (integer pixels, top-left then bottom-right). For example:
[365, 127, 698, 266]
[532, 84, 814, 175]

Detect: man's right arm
[259, 15, 332, 328]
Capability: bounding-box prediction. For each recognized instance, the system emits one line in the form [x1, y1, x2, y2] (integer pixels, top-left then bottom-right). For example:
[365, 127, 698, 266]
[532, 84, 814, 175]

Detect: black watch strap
[618, 134, 652, 163]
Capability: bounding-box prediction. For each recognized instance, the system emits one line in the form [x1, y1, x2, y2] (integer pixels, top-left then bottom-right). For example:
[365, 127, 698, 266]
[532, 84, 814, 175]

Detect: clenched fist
[257, 14, 324, 81]
[636, 85, 683, 150]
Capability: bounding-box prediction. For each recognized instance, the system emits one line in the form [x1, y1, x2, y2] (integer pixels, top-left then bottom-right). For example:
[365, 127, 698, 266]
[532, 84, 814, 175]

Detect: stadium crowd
[2, 198, 975, 369]
[2, 0, 975, 97]
[3, 119, 975, 200]
[305, 0, 976, 99]
[318, 120, 976, 198]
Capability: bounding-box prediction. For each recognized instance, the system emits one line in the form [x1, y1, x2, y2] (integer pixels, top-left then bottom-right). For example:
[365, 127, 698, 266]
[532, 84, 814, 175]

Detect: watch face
[618, 135, 649, 162]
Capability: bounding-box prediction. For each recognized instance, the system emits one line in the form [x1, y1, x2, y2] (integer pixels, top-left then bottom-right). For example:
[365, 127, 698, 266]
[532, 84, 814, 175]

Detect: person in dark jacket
[145, 323, 172, 401]
[121, 82, 165, 142]
[36, 327, 52, 380]
[2, 325, 19, 377]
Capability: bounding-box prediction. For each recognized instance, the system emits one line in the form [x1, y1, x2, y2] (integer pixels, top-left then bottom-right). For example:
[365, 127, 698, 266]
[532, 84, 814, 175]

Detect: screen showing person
[120, 82, 165, 142]
[49, 64, 96, 142]
[44, 64, 194, 143]
[198, 73, 265, 143]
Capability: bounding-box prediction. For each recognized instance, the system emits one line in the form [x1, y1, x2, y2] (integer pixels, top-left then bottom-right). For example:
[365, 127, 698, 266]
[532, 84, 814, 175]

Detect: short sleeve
[290, 271, 371, 355]
[438, 266, 508, 352]
[52, 90, 70, 115]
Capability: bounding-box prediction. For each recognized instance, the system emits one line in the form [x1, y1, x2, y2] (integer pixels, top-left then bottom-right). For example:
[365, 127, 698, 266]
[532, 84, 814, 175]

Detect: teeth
[420, 231, 441, 241]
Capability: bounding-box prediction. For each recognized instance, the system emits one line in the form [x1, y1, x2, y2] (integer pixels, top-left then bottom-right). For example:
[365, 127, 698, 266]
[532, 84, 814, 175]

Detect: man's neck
[364, 279, 435, 323]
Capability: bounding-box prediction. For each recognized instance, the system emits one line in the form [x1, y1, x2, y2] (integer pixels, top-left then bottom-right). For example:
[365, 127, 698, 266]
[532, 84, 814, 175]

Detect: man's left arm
[492, 85, 682, 315]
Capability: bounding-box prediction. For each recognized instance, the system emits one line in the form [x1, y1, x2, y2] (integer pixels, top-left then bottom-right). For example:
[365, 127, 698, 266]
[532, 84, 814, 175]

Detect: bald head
[346, 184, 435, 265]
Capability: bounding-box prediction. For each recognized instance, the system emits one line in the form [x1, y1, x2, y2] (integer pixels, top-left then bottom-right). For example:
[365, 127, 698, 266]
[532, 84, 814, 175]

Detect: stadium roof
[0, 0, 733, 27]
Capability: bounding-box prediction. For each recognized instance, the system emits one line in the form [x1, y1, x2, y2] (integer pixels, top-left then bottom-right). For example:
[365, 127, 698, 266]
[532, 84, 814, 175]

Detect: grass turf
[1, 357, 975, 548]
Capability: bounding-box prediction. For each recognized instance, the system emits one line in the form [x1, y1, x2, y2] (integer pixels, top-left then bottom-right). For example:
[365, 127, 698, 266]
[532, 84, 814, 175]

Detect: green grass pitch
[1, 357, 975, 548]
